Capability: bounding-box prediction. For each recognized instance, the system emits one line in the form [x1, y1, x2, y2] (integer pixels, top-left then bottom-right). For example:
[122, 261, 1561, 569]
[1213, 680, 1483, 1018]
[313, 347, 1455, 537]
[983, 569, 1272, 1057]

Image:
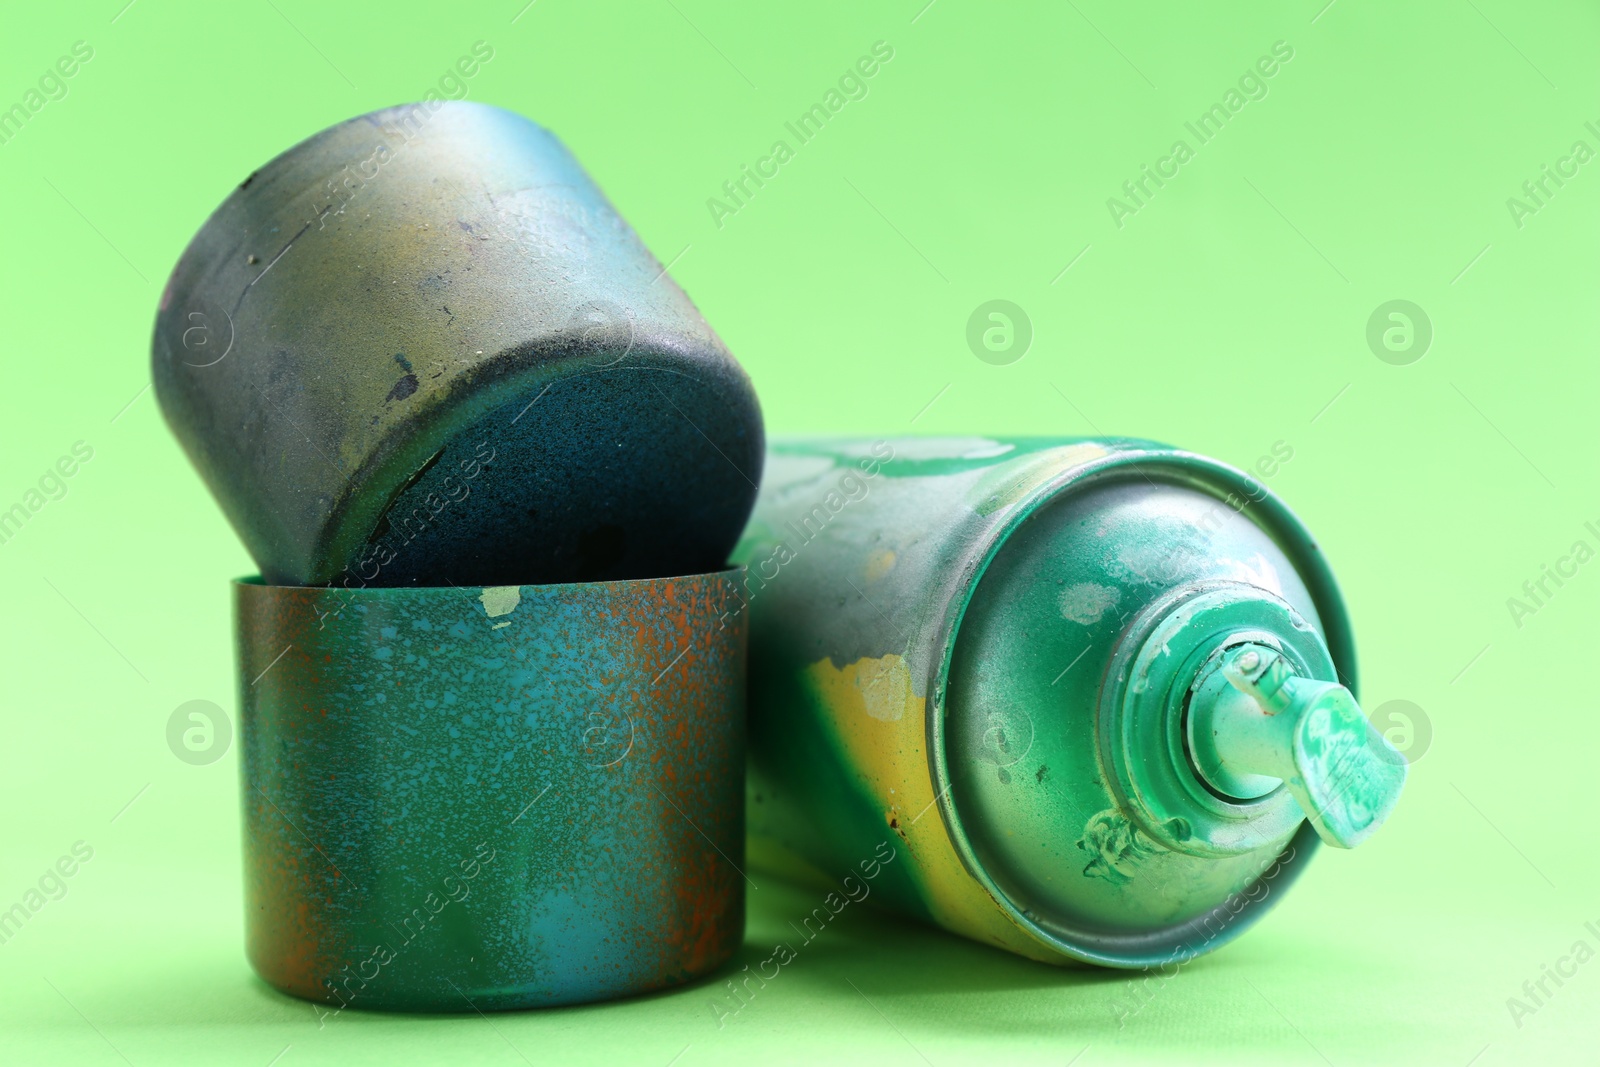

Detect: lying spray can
[735, 437, 1404, 967]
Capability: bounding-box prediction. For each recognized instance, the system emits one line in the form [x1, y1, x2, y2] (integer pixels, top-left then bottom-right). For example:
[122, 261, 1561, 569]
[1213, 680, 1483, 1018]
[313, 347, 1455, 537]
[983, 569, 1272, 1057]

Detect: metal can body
[156, 101, 761, 589]
[236, 571, 746, 1010]
[736, 438, 1358, 968]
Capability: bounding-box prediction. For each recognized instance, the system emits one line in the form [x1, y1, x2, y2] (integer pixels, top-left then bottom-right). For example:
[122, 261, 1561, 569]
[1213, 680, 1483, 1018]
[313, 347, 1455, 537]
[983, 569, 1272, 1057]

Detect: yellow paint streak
[864, 549, 896, 583]
[803, 654, 1048, 959]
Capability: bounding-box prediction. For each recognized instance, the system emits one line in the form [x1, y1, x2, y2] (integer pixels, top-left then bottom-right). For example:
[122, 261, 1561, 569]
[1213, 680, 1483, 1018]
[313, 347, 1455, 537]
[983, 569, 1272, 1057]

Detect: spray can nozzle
[1187, 643, 1407, 849]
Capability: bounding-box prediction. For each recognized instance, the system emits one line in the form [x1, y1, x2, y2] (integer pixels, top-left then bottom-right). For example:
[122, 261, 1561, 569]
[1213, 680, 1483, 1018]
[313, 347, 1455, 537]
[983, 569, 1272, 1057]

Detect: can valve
[1187, 643, 1407, 849]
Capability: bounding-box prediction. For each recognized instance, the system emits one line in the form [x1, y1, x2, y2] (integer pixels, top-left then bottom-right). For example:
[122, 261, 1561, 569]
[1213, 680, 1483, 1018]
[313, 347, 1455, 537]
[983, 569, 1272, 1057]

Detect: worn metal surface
[736, 437, 1396, 968]
[156, 101, 762, 588]
[236, 571, 746, 1010]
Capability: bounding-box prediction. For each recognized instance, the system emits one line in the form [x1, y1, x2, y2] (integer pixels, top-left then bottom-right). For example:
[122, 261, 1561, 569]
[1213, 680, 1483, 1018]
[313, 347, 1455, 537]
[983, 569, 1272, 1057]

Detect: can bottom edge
[247, 940, 744, 1013]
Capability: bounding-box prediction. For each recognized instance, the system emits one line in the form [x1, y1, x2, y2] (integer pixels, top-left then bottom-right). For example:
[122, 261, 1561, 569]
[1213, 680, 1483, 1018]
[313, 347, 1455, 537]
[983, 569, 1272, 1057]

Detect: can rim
[232, 565, 747, 595]
[924, 446, 1353, 968]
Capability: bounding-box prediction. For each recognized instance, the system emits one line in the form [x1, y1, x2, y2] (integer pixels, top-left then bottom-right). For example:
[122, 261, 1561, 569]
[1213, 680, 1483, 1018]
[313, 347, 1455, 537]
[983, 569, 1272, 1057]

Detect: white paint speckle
[480, 586, 521, 619]
[1060, 583, 1121, 625]
[856, 660, 907, 721]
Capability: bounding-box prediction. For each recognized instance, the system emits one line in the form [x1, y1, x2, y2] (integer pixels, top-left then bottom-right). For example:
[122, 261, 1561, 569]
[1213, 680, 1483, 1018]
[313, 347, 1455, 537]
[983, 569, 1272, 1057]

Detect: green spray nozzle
[1187, 643, 1407, 849]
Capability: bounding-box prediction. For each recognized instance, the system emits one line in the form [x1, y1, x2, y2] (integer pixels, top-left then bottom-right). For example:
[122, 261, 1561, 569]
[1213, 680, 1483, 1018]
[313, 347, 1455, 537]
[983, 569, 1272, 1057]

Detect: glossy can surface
[236, 571, 746, 1010]
[736, 437, 1369, 968]
[157, 101, 762, 589]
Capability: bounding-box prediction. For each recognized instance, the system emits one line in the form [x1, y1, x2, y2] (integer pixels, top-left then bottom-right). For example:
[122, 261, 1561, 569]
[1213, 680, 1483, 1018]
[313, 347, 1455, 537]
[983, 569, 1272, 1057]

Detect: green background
[1, 0, 1596, 1063]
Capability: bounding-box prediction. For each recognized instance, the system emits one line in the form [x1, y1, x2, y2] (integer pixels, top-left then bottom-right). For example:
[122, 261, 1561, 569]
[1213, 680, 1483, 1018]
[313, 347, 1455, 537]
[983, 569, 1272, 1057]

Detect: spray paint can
[154, 101, 761, 588]
[237, 571, 746, 1010]
[735, 437, 1404, 967]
